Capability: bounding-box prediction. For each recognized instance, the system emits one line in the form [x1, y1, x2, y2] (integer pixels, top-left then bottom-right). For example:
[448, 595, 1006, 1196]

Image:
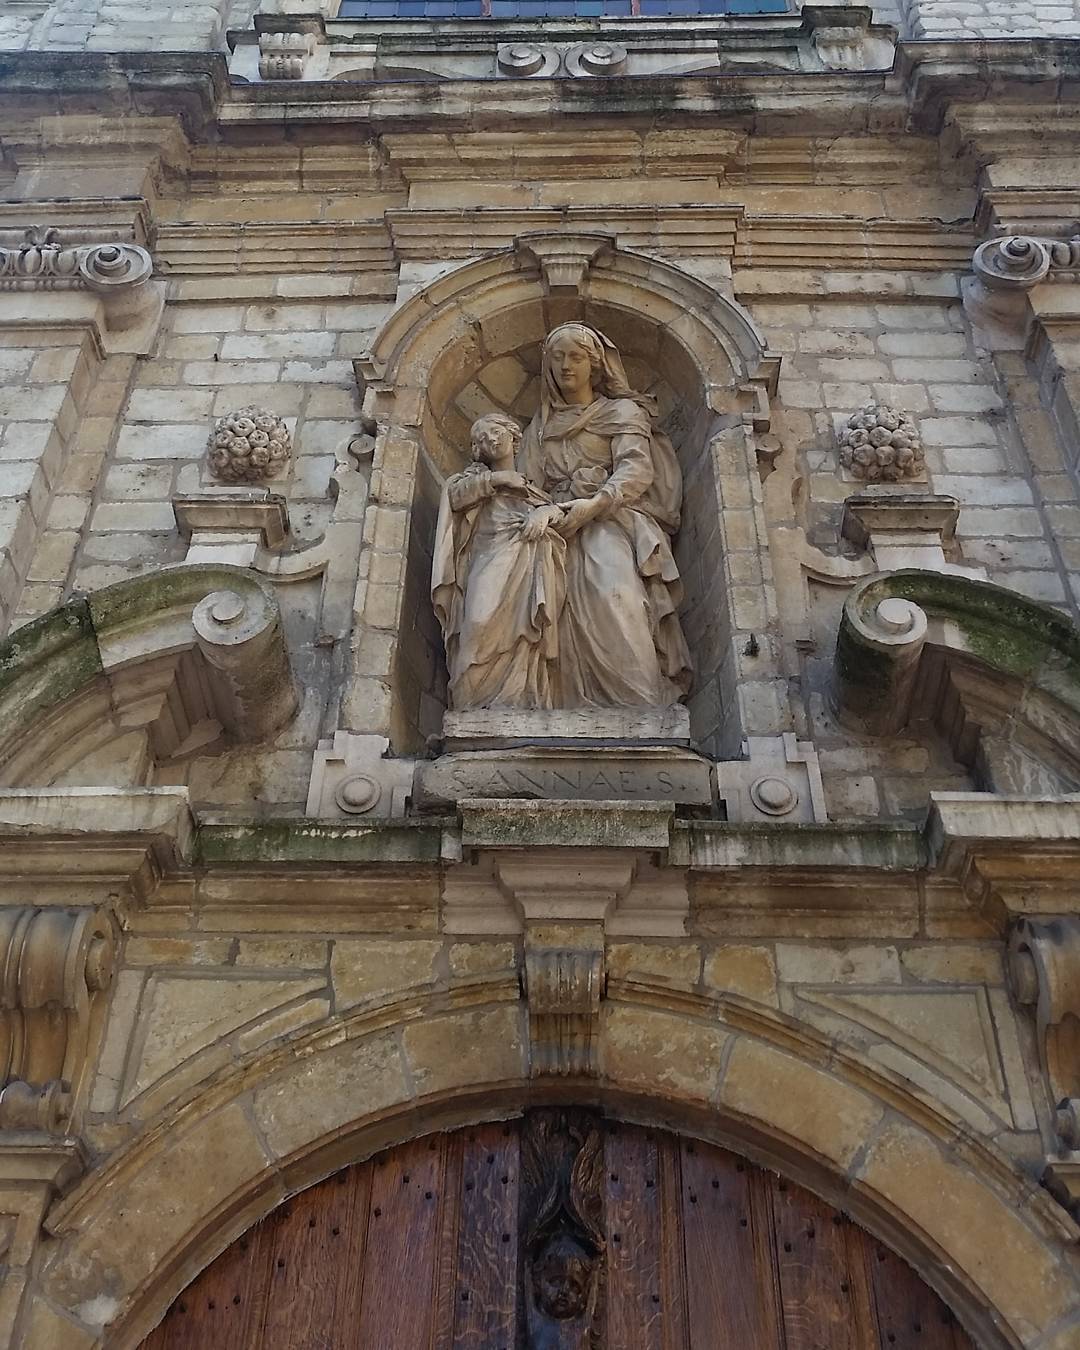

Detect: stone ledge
[195, 815, 449, 866]
[677, 819, 923, 871]
[459, 798, 675, 850]
[926, 791, 1080, 917]
[0, 787, 194, 904]
[441, 704, 691, 748]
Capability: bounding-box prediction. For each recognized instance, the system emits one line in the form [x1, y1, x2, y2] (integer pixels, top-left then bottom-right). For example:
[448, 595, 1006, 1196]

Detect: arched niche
[350, 234, 783, 755]
[137, 1116, 976, 1350]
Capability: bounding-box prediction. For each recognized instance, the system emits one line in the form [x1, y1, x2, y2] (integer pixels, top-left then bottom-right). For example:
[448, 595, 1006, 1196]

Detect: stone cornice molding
[2, 41, 1080, 142]
[926, 793, 1080, 918]
[0, 788, 195, 905]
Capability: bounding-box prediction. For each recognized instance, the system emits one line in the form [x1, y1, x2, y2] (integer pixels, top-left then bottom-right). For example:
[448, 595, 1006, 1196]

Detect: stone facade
[1, 4, 1080, 1349]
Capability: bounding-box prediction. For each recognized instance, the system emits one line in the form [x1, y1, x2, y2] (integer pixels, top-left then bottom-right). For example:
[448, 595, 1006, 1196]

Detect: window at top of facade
[337, 0, 789, 19]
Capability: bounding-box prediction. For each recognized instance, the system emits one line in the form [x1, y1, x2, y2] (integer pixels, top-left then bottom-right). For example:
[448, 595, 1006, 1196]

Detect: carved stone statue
[432, 324, 692, 712]
[432, 412, 566, 710]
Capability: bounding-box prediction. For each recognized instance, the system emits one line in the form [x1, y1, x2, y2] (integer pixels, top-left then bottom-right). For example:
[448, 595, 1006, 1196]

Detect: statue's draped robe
[432, 466, 566, 709]
[518, 396, 692, 708]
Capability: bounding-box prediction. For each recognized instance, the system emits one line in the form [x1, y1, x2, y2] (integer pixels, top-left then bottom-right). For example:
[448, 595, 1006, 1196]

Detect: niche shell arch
[350, 234, 784, 754]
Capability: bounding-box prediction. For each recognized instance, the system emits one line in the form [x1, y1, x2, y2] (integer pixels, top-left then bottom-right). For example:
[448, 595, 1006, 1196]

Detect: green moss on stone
[196, 818, 447, 866]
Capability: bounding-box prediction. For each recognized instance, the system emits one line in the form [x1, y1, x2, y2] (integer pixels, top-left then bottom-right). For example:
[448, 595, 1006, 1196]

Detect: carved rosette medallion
[521, 1109, 606, 1349]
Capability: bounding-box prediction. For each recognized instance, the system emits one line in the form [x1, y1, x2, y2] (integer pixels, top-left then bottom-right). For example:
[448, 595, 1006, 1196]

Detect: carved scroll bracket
[1008, 916, 1080, 1218]
[0, 229, 162, 354]
[524, 945, 605, 1078]
[0, 908, 116, 1138]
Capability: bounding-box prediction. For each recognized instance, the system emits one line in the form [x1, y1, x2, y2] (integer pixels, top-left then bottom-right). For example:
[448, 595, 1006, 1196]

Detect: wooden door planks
[448, 1123, 520, 1350]
[679, 1137, 783, 1350]
[605, 1123, 665, 1350]
[138, 1118, 977, 1350]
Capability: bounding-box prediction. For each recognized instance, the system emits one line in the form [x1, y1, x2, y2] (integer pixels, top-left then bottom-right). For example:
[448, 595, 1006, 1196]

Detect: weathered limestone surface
[0, 15, 1079, 1350]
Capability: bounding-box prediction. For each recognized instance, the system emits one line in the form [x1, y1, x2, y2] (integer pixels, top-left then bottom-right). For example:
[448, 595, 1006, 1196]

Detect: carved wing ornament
[521, 1109, 606, 1349]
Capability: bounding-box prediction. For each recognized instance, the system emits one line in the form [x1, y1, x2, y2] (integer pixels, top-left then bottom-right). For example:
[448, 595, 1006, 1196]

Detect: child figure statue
[432, 412, 566, 710]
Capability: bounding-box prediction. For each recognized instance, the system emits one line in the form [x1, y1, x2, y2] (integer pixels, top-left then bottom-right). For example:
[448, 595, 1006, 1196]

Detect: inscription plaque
[414, 747, 712, 808]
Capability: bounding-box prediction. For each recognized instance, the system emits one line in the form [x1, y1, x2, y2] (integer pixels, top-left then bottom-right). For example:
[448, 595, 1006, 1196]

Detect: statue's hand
[553, 496, 602, 539]
[520, 504, 563, 541]
[489, 470, 528, 492]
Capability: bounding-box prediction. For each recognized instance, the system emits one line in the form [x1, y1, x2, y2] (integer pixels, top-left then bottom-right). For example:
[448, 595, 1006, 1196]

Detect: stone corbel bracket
[525, 946, 605, 1078]
[230, 14, 328, 83]
[0, 231, 162, 355]
[512, 232, 615, 297]
[1008, 916, 1080, 1216]
[0, 907, 116, 1136]
[0, 565, 299, 787]
[801, 4, 896, 73]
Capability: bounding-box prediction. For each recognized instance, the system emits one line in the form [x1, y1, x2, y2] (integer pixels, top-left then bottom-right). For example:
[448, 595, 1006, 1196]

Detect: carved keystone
[525, 946, 605, 1078]
[0, 908, 115, 1136]
[513, 233, 614, 296]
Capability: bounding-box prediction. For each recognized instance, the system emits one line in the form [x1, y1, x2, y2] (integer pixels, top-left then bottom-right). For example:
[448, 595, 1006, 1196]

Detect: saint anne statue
[432, 323, 692, 712]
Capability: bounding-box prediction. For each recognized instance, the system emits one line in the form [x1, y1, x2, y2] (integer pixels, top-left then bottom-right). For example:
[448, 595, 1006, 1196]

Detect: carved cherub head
[470, 412, 522, 471]
[531, 1232, 595, 1321]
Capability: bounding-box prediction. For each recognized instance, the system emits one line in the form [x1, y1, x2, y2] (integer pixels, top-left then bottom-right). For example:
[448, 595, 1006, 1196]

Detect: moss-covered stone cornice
[1, 39, 1079, 143]
[835, 568, 1080, 737]
[0, 565, 297, 788]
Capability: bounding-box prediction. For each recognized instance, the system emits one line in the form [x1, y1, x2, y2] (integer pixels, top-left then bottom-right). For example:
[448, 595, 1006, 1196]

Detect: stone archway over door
[139, 1114, 973, 1349]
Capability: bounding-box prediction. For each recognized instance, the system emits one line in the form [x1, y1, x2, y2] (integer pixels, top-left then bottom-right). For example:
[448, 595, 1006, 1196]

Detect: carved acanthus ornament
[0, 908, 116, 1135]
[973, 234, 1080, 292]
[525, 947, 605, 1078]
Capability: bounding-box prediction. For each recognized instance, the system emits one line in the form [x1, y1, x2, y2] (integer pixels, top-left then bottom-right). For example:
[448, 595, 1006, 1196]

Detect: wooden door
[141, 1112, 974, 1349]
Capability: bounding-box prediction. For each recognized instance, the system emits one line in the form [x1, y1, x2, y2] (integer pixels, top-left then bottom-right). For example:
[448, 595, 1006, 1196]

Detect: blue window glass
[337, 0, 791, 18]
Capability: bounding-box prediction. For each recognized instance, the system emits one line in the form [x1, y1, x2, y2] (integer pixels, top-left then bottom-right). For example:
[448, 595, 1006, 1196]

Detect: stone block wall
[899, 0, 1080, 37]
[0, 330, 104, 631]
[757, 292, 1078, 611]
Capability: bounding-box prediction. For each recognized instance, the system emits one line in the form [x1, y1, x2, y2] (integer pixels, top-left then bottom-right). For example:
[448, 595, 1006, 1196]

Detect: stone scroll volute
[0, 907, 116, 1135]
